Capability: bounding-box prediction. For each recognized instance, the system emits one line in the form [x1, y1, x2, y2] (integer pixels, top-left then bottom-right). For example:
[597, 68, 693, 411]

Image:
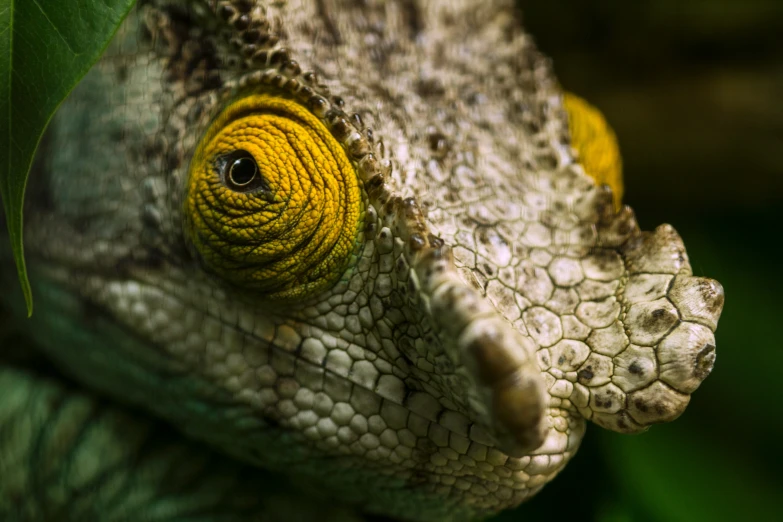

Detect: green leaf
[0, 0, 136, 316]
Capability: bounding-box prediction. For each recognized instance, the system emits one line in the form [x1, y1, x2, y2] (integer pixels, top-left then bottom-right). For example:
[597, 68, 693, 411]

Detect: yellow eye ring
[185, 93, 364, 300]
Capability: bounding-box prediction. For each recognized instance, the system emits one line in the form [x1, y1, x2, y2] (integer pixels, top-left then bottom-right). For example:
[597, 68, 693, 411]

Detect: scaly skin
[1, 1, 724, 520]
[0, 366, 365, 522]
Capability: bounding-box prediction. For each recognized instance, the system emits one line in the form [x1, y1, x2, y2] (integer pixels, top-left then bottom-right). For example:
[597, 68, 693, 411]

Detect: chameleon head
[170, 0, 728, 515]
[174, 51, 725, 518]
[18, 2, 725, 521]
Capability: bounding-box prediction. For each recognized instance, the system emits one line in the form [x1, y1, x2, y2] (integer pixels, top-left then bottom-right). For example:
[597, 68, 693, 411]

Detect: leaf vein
[30, 0, 78, 56]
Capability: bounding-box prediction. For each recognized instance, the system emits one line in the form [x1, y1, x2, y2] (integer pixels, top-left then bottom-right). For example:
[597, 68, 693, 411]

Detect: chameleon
[0, 0, 725, 520]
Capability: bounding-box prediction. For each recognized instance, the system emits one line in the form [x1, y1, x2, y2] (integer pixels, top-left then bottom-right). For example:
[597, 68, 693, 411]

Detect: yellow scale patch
[563, 92, 624, 209]
[186, 93, 363, 299]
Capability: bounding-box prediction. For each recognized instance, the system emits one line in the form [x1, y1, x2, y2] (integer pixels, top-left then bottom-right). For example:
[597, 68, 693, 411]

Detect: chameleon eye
[217, 149, 268, 193]
[185, 93, 364, 299]
[563, 92, 623, 209]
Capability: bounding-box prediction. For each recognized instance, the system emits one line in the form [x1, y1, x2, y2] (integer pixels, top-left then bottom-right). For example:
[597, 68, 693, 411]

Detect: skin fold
[0, 1, 724, 520]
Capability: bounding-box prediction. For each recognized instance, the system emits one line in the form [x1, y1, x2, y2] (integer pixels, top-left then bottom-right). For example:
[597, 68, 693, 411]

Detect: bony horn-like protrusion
[668, 276, 725, 332]
[459, 316, 547, 457]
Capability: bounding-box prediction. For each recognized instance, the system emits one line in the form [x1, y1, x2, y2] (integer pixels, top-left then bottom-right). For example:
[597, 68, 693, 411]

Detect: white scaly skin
[7, 1, 723, 520]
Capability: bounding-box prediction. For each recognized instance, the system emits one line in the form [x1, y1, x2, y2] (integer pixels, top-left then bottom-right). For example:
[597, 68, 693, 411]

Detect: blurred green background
[500, 1, 783, 521]
[2, 1, 781, 521]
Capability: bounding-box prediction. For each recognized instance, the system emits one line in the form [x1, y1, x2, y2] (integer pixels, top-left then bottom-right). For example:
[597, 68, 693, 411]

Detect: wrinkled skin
[0, 1, 724, 521]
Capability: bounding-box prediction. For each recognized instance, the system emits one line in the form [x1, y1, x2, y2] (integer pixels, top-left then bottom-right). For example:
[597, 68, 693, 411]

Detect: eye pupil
[217, 150, 268, 193]
[229, 157, 257, 186]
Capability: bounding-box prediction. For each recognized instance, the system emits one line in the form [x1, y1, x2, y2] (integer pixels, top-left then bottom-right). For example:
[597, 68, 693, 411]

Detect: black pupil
[229, 157, 257, 186]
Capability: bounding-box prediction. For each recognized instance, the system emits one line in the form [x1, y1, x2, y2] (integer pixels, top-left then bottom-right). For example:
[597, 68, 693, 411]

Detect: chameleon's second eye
[563, 92, 623, 209]
[186, 93, 364, 300]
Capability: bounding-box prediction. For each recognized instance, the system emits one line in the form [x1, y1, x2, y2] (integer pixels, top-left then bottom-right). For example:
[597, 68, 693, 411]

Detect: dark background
[1, 1, 781, 520]
[500, 1, 783, 520]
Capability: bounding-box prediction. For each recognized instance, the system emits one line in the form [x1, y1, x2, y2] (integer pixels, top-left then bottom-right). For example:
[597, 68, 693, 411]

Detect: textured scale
[1, 1, 724, 521]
